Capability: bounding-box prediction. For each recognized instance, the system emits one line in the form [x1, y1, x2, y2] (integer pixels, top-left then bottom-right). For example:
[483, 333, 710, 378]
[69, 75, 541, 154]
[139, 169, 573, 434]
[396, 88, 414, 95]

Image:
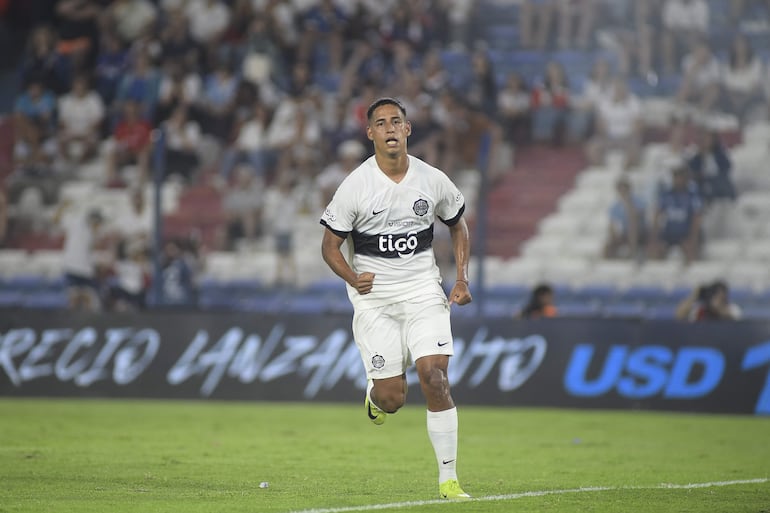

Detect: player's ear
[405, 120, 412, 136]
[366, 125, 374, 141]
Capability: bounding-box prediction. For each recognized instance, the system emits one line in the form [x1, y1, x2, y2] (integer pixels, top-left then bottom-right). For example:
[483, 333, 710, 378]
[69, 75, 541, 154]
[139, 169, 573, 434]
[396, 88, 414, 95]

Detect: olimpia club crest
[413, 198, 429, 216]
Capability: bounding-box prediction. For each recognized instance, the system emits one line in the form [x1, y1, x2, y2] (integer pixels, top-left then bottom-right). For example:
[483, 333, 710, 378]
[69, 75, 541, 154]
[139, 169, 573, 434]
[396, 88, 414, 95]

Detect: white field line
[288, 477, 769, 513]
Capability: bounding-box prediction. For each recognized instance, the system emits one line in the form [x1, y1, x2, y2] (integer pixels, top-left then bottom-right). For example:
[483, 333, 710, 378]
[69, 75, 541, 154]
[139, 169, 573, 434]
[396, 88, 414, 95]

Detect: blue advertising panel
[1, 311, 769, 414]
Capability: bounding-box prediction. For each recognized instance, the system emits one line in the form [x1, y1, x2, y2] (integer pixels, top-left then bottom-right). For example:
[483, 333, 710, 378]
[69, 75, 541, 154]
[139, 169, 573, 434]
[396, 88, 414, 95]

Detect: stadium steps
[485, 144, 586, 259]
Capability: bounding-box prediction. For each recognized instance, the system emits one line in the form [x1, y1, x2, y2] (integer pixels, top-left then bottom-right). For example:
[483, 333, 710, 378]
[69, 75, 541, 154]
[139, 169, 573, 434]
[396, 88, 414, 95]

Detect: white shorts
[352, 296, 454, 380]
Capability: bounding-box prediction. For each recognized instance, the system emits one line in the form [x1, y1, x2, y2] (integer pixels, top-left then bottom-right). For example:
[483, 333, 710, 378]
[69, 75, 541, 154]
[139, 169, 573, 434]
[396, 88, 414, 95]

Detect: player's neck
[375, 152, 409, 183]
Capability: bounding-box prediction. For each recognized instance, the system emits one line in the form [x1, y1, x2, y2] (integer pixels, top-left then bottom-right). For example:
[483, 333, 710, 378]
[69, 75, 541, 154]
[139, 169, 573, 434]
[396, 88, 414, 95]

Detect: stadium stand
[0, 0, 769, 320]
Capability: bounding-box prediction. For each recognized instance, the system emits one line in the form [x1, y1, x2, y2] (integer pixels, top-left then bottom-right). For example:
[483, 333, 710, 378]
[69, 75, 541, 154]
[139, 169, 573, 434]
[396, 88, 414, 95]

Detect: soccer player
[320, 97, 472, 500]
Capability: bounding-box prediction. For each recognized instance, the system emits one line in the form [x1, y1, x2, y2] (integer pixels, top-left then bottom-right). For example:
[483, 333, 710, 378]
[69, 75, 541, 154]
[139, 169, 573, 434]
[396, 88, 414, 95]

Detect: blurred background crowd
[0, 0, 769, 318]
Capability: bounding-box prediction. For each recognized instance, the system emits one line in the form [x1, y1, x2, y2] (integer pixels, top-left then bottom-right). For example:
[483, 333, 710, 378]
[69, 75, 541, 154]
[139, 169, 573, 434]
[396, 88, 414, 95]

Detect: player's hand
[354, 272, 375, 295]
[449, 281, 472, 306]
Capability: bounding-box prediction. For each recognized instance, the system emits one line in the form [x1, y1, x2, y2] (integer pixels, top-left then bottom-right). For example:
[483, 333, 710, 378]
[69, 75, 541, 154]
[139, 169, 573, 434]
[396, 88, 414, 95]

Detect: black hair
[366, 97, 407, 122]
[521, 283, 554, 319]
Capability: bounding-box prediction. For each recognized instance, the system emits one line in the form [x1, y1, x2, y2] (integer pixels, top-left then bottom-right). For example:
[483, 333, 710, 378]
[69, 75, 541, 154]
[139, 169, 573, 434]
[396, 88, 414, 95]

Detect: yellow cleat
[439, 479, 471, 500]
[365, 394, 386, 425]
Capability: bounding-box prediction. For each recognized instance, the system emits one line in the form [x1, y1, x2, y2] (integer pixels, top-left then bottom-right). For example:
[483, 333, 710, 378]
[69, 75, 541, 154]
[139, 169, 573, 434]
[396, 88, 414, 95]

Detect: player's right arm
[321, 228, 375, 295]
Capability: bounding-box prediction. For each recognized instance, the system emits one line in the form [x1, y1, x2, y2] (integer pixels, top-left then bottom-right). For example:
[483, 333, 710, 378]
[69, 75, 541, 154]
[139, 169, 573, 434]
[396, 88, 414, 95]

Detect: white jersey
[321, 154, 465, 310]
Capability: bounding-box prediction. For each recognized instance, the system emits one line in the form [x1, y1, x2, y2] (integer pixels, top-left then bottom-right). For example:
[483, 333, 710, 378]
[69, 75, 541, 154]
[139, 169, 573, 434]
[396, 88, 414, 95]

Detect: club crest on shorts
[372, 354, 385, 369]
[413, 198, 429, 216]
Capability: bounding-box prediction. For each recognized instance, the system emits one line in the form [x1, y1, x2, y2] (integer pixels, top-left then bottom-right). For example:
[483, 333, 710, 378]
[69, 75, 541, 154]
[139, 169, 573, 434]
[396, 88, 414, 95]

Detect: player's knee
[424, 367, 448, 393]
[376, 389, 406, 413]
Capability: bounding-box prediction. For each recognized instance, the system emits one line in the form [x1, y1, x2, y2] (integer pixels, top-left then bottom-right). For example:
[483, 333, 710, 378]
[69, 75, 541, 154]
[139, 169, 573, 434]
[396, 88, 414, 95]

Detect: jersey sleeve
[435, 172, 465, 226]
[320, 179, 357, 237]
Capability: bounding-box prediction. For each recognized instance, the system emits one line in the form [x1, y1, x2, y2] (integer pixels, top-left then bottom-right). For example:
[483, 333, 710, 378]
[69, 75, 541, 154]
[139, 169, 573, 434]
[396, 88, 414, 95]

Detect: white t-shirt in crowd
[62, 213, 96, 278]
[722, 58, 764, 94]
[597, 93, 642, 140]
[186, 0, 231, 43]
[58, 91, 105, 136]
[663, 0, 709, 32]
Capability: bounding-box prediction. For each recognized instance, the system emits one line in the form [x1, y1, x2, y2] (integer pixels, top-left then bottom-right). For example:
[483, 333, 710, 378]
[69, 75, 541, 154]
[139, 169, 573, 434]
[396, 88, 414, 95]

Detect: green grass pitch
[0, 398, 768, 513]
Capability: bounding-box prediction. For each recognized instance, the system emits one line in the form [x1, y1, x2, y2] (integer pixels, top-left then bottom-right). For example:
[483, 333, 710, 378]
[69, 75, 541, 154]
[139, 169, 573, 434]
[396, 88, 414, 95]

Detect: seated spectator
[586, 77, 643, 169]
[19, 25, 69, 95]
[184, 0, 231, 46]
[720, 34, 765, 123]
[688, 130, 735, 204]
[115, 51, 161, 120]
[465, 48, 498, 118]
[106, 99, 152, 186]
[14, 78, 57, 136]
[298, 0, 348, 72]
[648, 165, 703, 264]
[498, 72, 532, 145]
[196, 58, 239, 139]
[219, 102, 271, 184]
[54, 0, 101, 71]
[57, 73, 105, 164]
[156, 59, 201, 123]
[222, 164, 263, 250]
[111, 186, 152, 252]
[0, 189, 7, 247]
[103, 0, 157, 44]
[531, 61, 571, 145]
[675, 280, 742, 321]
[518, 283, 558, 319]
[569, 58, 612, 142]
[660, 0, 709, 74]
[13, 118, 58, 179]
[94, 31, 130, 105]
[676, 40, 721, 113]
[604, 176, 647, 260]
[162, 105, 201, 183]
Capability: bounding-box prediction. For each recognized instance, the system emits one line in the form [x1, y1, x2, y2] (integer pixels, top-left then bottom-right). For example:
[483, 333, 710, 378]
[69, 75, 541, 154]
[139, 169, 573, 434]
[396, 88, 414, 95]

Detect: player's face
[367, 104, 411, 157]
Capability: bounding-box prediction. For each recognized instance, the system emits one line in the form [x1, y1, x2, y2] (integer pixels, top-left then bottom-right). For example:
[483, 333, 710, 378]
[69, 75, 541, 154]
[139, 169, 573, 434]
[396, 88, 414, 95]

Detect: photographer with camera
[675, 280, 742, 321]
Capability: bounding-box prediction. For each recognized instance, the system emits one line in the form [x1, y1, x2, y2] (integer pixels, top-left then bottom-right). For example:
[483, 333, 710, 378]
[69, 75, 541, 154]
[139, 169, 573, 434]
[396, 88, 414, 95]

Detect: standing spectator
[162, 105, 201, 183]
[57, 73, 105, 164]
[55, 0, 102, 72]
[53, 201, 105, 311]
[648, 166, 703, 264]
[158, 238, 196, 307]
[465, 48, 498, 117]
[106, 99, 152, 186]
[604, 176, 647, 260]
[262, 172, 298, 288]
[222, 164, 263, 250]
[498, 72, 532, 145]
[298, 0, 348, 72]
[556, 0, 598, 50]
[675, 280, 742, 321]
[660, 0, 710, 74]
[519, 0, 557, 50]
[531, 61, 571, 144]
[676, 40, 721, 113]
[106, 238, 148, 311]
[720, 34, 765, 123]
[586, 77, 643, 169]
[518, 283, 558, 319]
[688, 130, 735, 204]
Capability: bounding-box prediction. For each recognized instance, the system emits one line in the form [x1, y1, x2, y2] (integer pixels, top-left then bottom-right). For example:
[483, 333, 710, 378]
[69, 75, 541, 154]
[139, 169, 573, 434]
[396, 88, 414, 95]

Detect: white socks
[427, 407, 458, 483]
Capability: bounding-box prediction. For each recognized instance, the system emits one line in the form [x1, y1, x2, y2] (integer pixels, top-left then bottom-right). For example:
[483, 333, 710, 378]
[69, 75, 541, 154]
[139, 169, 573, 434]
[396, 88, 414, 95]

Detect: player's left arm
[447, 217, 472, 306]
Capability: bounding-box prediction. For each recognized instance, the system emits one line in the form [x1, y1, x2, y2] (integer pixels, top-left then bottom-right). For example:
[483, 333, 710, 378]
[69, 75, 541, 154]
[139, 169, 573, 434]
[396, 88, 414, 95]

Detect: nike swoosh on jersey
[372, 208, 387, 215]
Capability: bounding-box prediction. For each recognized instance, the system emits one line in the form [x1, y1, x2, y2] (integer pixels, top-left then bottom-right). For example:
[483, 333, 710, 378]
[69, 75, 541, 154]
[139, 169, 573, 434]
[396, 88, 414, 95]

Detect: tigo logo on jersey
[378, 232, 419, 255]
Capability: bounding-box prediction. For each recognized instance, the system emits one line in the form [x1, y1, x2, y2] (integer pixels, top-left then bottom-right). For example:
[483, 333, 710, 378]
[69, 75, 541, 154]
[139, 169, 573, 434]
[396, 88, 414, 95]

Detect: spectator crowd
[1, 0, 769, 311]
